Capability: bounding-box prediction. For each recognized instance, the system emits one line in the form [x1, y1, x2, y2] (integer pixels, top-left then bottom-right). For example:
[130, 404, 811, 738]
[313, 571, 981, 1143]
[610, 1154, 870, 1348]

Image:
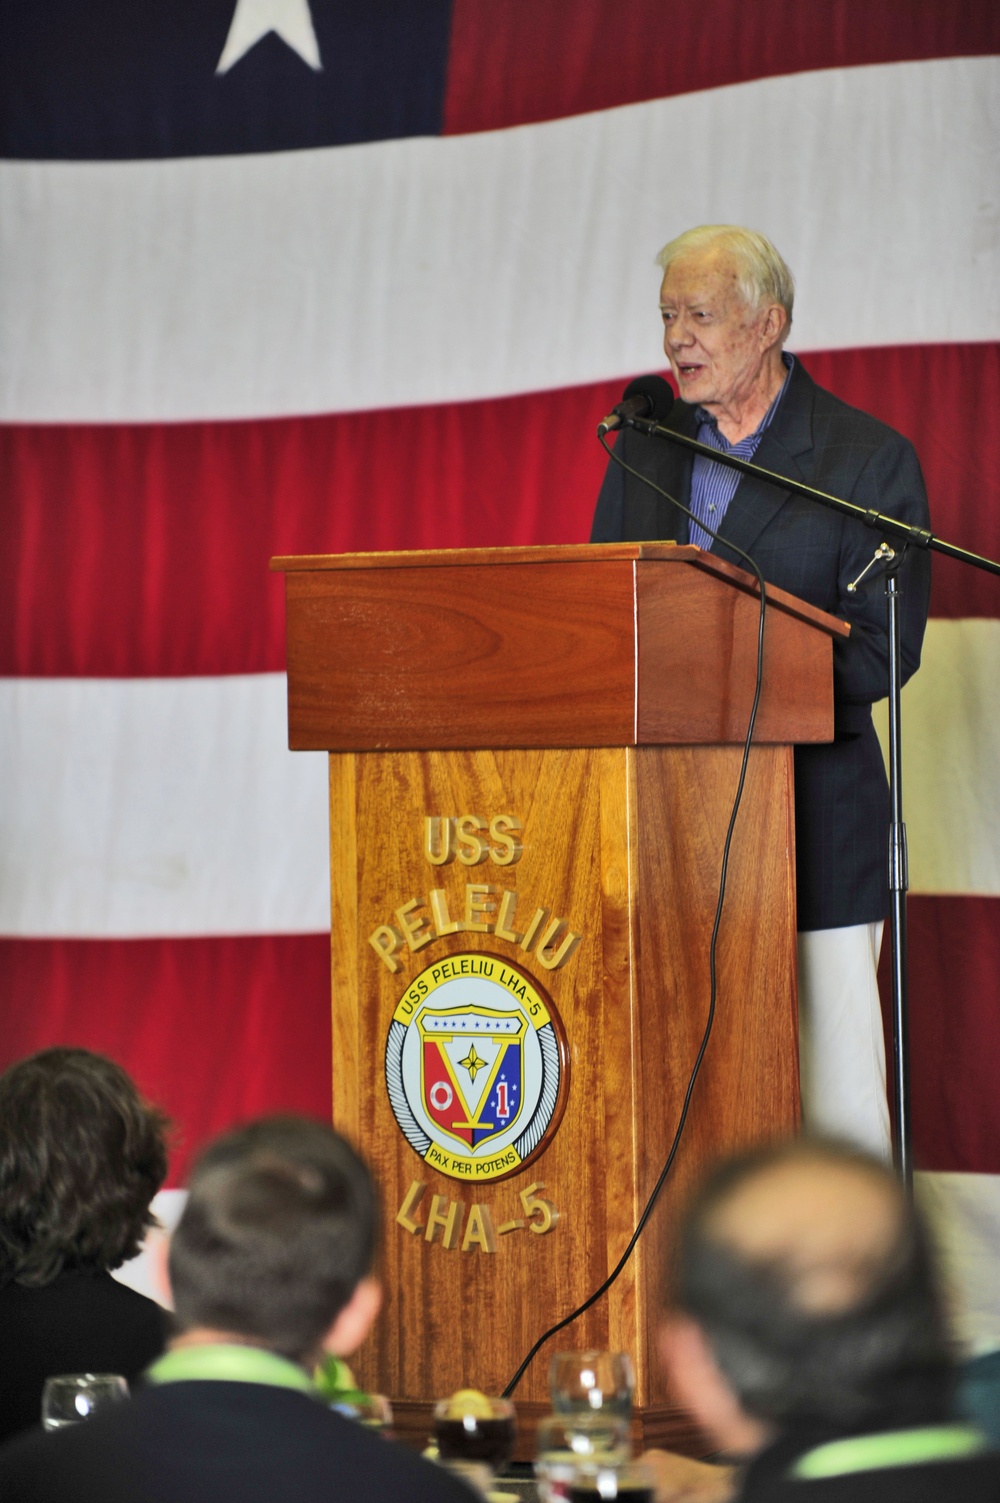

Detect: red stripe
[879, 896, 1000, 1175]
[2, 343, 997, 678]
[1, 901, 996, 1184]
[0, 382, 619, 677]
[804, 344, 1000, 622]
[444, 0, 1000, 135]
[0, 935, 332, 1186]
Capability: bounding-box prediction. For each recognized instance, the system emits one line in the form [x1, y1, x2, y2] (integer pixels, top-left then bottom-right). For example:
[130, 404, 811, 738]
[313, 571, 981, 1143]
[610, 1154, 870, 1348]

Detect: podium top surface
[271, 542, 848, 641]
[272, 543, 847, 750]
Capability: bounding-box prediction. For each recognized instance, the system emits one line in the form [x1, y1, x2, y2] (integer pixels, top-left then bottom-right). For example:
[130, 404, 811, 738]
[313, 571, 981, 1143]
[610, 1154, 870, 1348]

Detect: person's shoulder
[74, 1270, 171, 1356]
[300, 1407, 478, 1500]
[161, 1384, 477, 1500]
[740, 1449, 1000, 1501]
[0, 1267, 165, 1340]
[791, 359, 913, 453]
[0, 1383, 180, 1503]
[0, 1387, 477, 1502]
[100, 1273, 169, 1323]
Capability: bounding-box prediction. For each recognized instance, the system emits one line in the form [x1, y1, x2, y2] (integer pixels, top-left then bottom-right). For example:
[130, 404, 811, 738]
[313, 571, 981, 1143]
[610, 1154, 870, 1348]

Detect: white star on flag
[216, 0, 322, 75]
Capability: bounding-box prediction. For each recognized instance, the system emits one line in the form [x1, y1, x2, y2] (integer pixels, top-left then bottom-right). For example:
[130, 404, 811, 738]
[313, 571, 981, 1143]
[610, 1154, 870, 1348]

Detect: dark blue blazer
[591, 358, 931, 929]
[0, 1379, 476, 1503]
[0, 1269, 167, 1445]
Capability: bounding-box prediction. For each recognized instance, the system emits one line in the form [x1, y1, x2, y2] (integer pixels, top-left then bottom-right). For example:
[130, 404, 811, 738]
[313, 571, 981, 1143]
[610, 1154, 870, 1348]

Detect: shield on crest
[385, 953, 565, 1182]
[417, 1005, 526, 1151]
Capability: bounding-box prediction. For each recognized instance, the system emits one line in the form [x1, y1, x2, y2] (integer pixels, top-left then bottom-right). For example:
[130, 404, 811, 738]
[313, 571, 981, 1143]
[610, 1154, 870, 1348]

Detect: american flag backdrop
[2, 2, 1000, 1343]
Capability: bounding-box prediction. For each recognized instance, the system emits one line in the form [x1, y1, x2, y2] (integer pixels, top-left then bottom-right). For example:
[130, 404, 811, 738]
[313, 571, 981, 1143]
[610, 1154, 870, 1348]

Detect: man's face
[659, 248, 781, 415]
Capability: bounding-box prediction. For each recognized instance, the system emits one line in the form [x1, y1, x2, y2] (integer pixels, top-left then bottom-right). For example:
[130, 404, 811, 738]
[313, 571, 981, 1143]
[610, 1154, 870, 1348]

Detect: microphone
[597, 374, 674, 438]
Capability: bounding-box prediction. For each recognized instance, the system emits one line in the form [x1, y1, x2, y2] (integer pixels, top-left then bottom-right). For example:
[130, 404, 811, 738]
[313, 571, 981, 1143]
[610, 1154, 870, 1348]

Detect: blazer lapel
[710, 360, 816, 565]
[625, 473, 662, 541]
[655, 402, 697, 542]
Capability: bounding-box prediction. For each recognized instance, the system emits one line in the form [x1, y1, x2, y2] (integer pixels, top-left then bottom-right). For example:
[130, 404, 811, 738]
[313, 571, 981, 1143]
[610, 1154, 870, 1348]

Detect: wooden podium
[271, 542, 848, 1453]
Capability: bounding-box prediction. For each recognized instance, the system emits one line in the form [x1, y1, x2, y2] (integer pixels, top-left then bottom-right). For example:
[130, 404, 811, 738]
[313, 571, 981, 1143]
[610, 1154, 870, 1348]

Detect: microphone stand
[625, 412, 1000, 1187]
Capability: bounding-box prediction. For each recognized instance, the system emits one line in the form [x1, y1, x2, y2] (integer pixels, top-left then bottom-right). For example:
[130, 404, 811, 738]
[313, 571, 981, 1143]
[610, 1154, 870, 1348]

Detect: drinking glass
[433, 1391, 515, 1497]
[549, 1352, 634, 1420]
[41, 1373, 129, 1431]
[566, 1456, 656, 1502]
[534, 1413, 630, 1502]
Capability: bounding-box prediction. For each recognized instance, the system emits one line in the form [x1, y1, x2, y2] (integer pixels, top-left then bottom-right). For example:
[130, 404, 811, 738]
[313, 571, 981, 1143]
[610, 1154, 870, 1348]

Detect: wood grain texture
[284, 562, 636, 750]
[280, 547, 843, 752]
[342, 750, 621, 1407]
[332, 745, 799, 1452]
[329, 755, 360, 1141]
[276, 546, 817, 1458]
[272, 540, 849, 644]
[636, 563, 835, 744]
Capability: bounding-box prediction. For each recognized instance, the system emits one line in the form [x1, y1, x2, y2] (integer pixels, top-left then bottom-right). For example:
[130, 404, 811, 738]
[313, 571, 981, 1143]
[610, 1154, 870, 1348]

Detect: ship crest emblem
[385, 953, 564, 1182]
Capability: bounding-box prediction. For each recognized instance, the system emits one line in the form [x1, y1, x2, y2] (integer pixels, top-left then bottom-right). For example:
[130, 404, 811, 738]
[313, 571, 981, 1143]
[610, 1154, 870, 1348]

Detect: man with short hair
[0, 1116, 474, 1503]
[652, 1138, 1000, 1500]
[592, 225, 932, 1160]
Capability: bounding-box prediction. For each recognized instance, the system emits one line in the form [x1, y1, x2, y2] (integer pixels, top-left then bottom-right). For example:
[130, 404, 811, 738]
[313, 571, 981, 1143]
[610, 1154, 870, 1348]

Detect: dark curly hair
[0, 1048, 170, 1288]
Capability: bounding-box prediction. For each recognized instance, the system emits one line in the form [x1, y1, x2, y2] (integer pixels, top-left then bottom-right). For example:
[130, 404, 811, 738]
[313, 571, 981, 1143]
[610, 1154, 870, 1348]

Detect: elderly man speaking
[591, 225, 931, 1160]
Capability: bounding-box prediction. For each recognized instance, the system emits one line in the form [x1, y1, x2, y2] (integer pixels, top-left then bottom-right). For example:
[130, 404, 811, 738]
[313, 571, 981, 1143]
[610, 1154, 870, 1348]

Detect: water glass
[567, 1456, 656, 1501]
[41, 1373, 129, 1431]
[549, 1352, 634, 1419]
[535, 1413, 630, 1502]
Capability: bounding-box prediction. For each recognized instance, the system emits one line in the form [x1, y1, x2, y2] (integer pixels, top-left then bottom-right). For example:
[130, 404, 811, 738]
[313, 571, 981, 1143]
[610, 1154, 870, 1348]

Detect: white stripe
[113, 1189, 188, 1306]
[1, 57, 996, 423]
[0, 675, 329, 937]
[874, 619, 1000, 896]
[916, 1172, 1000, 1357]
[3, 618, 1000, 941]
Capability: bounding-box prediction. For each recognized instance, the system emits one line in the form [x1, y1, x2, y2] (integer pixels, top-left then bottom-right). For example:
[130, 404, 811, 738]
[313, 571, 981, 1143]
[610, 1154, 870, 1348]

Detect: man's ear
[659, 1313, 716, 1415]
[759, 302, 787, 351]
[321, 1277, 383, 1358]
[659, 1313, 769, 1459]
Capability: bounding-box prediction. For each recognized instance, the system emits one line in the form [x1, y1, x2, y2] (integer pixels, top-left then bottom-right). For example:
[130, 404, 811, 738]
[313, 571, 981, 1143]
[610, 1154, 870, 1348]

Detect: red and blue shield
[417, 1005, 526, 1151]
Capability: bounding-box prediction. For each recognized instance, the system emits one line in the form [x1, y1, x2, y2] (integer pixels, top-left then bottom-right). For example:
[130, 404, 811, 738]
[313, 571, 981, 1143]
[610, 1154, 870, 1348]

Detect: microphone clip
[846, 542, 896, 594]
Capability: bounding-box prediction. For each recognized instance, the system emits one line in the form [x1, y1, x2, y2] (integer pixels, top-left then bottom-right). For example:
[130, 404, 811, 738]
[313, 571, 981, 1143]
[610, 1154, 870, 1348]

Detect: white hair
[656, 225, 795, 341]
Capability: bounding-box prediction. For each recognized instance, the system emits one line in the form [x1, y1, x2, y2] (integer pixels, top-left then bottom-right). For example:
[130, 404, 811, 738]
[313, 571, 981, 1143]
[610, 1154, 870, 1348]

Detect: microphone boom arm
[627, 414, 1000, 577]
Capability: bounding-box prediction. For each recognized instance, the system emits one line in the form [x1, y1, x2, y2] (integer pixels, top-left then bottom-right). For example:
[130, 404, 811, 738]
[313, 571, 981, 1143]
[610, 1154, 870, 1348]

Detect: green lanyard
[791, 1424, 988, 1480]
[147, 1343, 316, 1396]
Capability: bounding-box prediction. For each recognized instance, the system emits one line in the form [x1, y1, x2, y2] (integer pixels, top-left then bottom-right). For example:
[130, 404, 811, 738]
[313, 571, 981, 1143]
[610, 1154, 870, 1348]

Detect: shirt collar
[147, 1342, 316, 1395]
[791, 1424, 989, 1480]
[695, 351, 795, 441]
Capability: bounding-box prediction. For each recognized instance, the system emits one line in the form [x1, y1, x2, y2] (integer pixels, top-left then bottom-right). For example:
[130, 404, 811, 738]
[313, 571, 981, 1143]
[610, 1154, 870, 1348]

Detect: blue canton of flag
[0, 0, 453, 159]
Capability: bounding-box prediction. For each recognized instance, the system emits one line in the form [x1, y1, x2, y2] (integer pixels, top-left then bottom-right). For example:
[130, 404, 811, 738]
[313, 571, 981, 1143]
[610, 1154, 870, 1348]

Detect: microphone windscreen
[621, 374, 675, 422]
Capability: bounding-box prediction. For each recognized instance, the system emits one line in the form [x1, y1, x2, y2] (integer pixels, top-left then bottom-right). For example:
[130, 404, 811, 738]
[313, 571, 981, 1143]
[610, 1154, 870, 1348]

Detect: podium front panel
[329, 743, 799, 1441]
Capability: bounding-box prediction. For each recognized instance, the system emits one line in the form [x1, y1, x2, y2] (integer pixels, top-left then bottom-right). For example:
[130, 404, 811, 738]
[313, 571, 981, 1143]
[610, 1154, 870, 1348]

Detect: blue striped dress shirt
[687, 353, 795, 551]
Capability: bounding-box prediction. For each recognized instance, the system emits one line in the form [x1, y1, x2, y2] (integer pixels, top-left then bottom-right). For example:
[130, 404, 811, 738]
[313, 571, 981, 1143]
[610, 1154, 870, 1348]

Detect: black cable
[502, 434, 769, 1397]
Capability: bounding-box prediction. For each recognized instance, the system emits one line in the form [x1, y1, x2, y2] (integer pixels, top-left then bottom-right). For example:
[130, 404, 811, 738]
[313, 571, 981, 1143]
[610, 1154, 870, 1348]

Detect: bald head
[704, 1148, 905, 1317]
[672, 1139, 950, 1433]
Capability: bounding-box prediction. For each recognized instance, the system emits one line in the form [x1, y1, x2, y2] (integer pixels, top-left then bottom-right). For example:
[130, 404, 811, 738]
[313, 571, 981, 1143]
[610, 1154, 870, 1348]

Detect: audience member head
[662, 1138, 952, 1454]
[167, 1116, 380, 1367]
[0, 1047, 170, 1288]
